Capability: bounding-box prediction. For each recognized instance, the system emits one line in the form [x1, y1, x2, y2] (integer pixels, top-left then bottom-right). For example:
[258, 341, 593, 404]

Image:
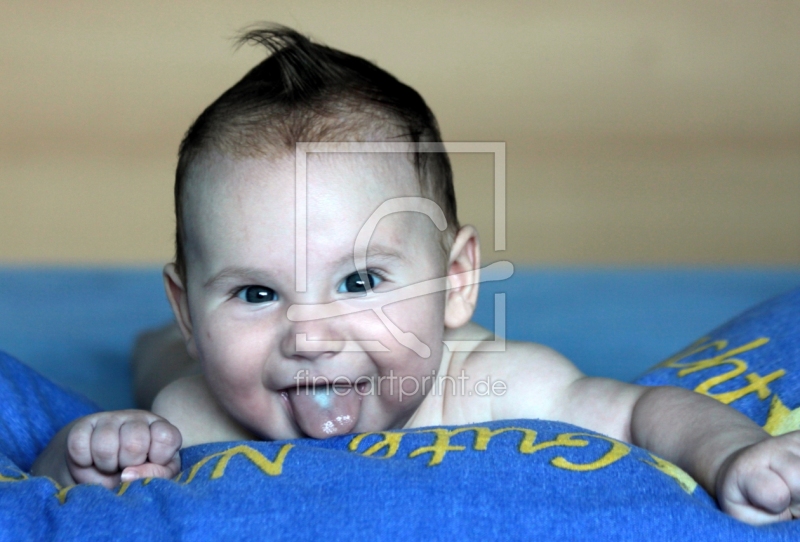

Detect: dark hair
[174, 24, 457, 281]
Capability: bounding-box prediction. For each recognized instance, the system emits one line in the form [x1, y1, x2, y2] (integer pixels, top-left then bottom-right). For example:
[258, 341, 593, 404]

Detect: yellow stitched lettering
[0, 470, 27, 483]
[27, 475, 72, 505]
[520, 432, 586, 454]
[182, 444, 293, 484]
[763, 394, 800, 436]
[657, 337, 782, 405]
[674, 338, 768, 377]
[522, 433, 629, 471]
[642, 455, 697, 494]
[469, 426, 538, 452]
[409, 428, 467, 466]
[54, 485, 74, 505]
[699, 368, 785, 404]
[407, 426, 538, 466]
[348, 431, 404, 458]
[211, 444, 292, 479]
[659, 337, 728, 369]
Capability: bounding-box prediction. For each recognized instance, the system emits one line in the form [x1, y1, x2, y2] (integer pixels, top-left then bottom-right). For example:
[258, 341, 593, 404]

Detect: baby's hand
[716, 431, 800, 524]
[66, 410, 182, 488]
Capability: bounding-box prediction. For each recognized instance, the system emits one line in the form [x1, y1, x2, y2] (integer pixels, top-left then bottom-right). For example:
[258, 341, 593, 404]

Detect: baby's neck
[401, 321, 492, 430]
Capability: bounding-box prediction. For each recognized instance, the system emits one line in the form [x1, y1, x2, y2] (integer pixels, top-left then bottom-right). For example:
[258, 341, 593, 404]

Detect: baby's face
[176, 151, 452, 440]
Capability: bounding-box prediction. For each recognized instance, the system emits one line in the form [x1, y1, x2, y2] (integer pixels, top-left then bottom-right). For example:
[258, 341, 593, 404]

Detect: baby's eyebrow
[203, 266, 270, 289]
[338, 244, 408, 267]
[366, 245, 408, 262]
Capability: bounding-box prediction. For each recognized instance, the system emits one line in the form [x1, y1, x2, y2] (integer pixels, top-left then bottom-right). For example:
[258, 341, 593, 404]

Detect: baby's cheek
[200, 341, 272, 429]
[383, 293, 446, 343]
[198, 325, 261, 388]
[371, 314, 444, 401]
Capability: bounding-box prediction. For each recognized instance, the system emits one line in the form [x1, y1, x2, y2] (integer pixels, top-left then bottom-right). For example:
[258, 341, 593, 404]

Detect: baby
[32, 25, 800, 525]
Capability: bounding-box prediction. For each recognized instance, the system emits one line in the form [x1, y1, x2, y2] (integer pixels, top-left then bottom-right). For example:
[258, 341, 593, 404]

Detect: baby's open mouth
[281, 382, 367, 438]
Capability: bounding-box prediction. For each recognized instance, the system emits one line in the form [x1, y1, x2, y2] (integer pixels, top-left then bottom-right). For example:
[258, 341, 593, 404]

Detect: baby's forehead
[179, 150, 451, 288]
[182, 150, 433, 245]
[188, 149, 419, 197]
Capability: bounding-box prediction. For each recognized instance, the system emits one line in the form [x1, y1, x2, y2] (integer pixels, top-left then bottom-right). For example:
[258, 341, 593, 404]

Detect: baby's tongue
[286, 386, 361, 439]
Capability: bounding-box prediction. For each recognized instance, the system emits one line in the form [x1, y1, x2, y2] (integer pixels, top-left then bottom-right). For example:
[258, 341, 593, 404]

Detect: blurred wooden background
[1, 1, 798, 266]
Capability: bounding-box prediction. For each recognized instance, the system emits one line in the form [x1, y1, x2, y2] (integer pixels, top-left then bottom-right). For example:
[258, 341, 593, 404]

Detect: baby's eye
[338, 272, 382, 294]
[236, 285, 278, 304]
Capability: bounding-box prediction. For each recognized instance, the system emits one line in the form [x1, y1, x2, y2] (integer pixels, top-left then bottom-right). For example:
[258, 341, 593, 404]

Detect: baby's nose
[280, 314, 345, 361]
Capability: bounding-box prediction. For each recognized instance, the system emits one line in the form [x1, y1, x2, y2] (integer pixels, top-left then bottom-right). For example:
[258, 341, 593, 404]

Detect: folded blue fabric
[0, 351, 99, 472]
[1, 287, 800, 540]
[637, 286, 800, 434]
[3, 418, 796, 541]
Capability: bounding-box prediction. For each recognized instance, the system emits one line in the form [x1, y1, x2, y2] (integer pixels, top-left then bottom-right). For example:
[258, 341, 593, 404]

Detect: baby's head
[164, 26, 481, 439]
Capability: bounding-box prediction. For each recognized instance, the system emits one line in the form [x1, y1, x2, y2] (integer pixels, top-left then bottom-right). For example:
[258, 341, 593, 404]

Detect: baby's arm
[628, 385, 800, 523]
[31, 410, 182, 488]
[483, 342, 800, 524]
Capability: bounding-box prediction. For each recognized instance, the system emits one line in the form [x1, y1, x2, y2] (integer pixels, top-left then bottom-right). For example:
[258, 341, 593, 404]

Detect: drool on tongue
[286, 386, 362, 438]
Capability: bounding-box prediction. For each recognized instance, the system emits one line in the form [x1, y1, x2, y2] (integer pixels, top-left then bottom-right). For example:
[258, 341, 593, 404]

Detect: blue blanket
[1, 286, 800, 539]
[638, 287, 800, 435]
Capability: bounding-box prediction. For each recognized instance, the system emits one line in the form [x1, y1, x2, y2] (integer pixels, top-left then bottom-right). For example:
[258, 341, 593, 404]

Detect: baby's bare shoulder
[452, 328, 647, 438]
[449, 323, 582, 384]
[466, 341, 583, 397]
[442, 324, 584, 423]
[152, 375, 254, 447]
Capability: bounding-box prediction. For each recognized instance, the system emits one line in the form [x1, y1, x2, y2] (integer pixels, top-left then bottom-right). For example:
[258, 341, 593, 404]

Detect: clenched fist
[716, 431, 800, 524]
[32, 410, 182, 489]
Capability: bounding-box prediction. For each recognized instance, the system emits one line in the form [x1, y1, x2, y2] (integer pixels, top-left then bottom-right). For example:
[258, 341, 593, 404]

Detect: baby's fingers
[121, 453, 181, 483]
[737, 468, 792, 522]
[65, 418, 98, 469]
[90, 417, 125, 474]
[146, 420, 182, 466]
[723, 432, 800, 524]
[118, 419, 153, 469]
[770, 442, 800, 519]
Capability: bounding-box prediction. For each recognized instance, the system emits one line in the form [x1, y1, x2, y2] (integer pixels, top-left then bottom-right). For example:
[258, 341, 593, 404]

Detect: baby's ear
[444, 225, 481, 329]
[163, 263, 199, 359]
